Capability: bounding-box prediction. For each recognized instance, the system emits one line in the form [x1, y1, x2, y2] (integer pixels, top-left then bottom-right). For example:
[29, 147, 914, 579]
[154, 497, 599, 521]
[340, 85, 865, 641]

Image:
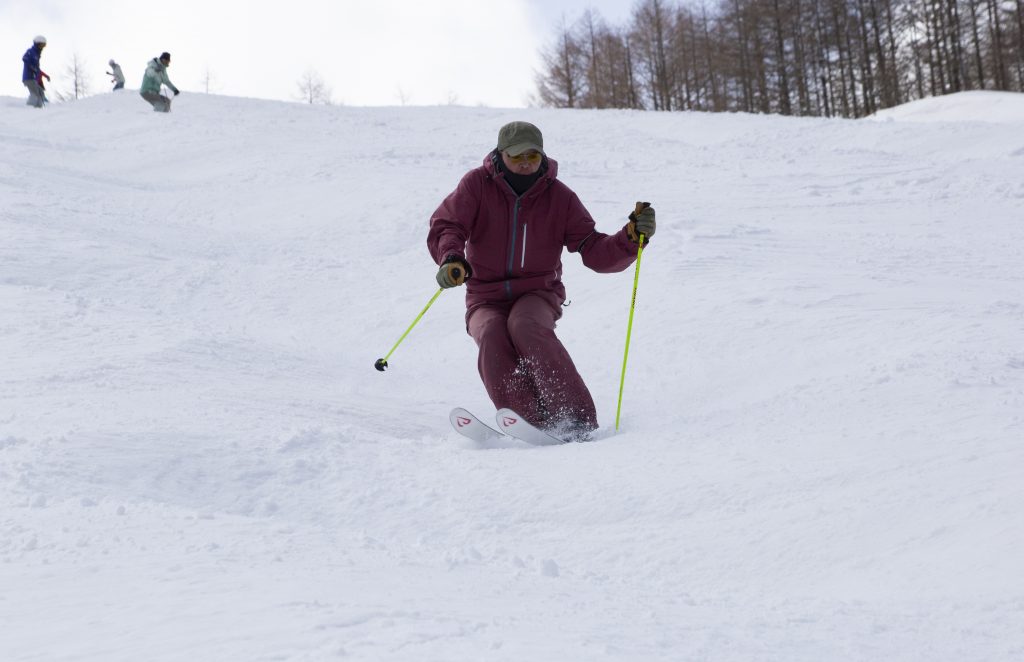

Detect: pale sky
[2, 0, 635, 106]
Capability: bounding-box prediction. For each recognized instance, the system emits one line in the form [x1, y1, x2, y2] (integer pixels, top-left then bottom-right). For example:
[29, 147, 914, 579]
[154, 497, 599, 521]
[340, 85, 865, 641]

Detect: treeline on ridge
[535, 0, 1024, 117]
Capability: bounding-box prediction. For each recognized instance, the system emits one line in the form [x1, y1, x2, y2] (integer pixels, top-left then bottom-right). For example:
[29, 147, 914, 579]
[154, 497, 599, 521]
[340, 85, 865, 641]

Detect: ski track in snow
[1, 91, 1023, 661]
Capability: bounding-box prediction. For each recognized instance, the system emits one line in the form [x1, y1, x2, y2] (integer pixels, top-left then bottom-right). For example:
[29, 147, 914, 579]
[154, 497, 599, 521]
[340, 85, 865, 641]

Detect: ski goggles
[505, 151, 542, 164]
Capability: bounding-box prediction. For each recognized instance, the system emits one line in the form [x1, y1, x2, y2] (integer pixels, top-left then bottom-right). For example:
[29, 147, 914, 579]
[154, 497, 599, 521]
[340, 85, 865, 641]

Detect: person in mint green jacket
[140, 52, 179, 112]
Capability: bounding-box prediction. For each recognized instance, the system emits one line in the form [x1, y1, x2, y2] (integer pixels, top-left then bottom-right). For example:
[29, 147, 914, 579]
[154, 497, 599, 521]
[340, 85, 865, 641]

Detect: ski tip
[449, 407, 508, 446]
[494, 408, 565, 446]
[495, 408, 523, 427]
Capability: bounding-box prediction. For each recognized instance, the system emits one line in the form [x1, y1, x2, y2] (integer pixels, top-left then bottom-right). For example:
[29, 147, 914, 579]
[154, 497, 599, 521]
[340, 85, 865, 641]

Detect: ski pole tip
[374, 358, 388, 372]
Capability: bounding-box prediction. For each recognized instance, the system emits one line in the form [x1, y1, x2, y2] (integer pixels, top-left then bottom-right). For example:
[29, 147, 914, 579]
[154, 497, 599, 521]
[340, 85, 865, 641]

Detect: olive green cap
[496, 121, 544, 156]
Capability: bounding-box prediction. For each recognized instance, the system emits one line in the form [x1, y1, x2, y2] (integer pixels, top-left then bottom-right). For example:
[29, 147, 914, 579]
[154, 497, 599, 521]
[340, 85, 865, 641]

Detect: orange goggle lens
[507, 152, 542, 164]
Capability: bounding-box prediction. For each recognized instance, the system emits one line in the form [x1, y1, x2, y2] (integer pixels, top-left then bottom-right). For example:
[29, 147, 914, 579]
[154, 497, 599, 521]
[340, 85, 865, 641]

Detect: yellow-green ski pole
[374, 288, 444, 372]
[615, 232, 646, 430]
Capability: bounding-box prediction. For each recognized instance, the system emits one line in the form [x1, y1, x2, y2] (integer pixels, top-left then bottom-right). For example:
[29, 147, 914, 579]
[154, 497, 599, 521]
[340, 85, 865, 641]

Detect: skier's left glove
[436, 255, 472, 288]
[173, 88, 180, 96]
[627, 202, 655, 244]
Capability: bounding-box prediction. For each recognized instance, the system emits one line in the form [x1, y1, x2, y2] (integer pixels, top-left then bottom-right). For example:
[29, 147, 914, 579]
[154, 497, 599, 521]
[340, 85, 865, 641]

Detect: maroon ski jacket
[428, 153, 641, 319]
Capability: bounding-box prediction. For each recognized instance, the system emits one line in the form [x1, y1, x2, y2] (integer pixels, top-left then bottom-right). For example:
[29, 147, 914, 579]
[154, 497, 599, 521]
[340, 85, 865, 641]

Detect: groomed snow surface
[2, 90, 1023, 661]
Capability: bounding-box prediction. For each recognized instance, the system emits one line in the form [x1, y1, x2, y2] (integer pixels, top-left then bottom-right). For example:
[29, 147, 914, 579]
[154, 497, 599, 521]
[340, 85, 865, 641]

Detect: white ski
[494, 408, 565, 446]
[449, 407, 504, 443]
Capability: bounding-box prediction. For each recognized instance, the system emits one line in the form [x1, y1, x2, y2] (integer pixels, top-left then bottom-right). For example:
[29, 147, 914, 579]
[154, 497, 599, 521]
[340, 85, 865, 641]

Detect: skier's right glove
[436, 255, 472, 289]
[173, 88, 180, 96]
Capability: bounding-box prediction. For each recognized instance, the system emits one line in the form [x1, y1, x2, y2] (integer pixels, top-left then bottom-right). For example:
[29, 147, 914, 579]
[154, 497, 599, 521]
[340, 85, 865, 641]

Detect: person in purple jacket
[22, 35, 50, 108]
[427, 121, 656, 440]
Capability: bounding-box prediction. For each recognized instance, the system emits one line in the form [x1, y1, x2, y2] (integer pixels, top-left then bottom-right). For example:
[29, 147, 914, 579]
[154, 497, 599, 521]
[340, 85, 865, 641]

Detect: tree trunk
[853, 1, 876, 114]
[867, 0, 891, 107]
[968, 0, 988, 88]
[831, 0, 855, 116]
[945, 0, 965, 91]
[987, 0, 1009, 89]
[734, 0, 756, 112]
[882, 0, 901, 104]
[771, 0, 794, 114]
[790, 0, 813, 114]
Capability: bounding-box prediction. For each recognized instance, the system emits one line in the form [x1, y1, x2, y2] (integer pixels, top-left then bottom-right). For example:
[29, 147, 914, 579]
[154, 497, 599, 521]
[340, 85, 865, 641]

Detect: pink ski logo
[456, 416, 471, 428]
[501, 416, 518, 426]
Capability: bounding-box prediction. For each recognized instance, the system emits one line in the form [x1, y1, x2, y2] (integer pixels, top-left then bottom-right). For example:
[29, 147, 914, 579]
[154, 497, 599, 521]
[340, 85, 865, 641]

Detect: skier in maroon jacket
[428, 121, 656, 440]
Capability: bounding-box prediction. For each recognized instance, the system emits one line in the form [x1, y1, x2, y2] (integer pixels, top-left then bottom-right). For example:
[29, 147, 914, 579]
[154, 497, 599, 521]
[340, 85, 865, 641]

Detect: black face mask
[495, 151, 545, 196]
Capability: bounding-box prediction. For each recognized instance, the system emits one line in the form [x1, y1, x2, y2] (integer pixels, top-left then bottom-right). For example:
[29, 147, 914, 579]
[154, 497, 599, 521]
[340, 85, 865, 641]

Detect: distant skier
[140, 52, 179, 112]
[427, 121, 656, 441]
[107, 59, 125, 90]
[21, 35, 50, 108]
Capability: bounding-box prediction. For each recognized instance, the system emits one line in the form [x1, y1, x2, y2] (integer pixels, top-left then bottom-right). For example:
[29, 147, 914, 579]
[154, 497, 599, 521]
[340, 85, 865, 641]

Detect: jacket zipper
[521, 224, 528, 269]
[498, 161, 548, 299]
[505, 196, 521, 298]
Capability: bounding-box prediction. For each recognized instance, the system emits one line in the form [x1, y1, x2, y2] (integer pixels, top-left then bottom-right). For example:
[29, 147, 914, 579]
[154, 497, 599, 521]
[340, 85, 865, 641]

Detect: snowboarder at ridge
[140, 52, 179, 112]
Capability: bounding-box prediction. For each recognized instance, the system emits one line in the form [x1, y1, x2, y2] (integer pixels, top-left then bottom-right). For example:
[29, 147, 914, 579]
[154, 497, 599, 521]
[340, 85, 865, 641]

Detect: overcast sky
[2, 0, 635, 106]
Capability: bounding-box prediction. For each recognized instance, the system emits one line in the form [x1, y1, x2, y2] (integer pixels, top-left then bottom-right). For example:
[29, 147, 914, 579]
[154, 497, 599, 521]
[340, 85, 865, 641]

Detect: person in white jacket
[107, 59, 125, 90]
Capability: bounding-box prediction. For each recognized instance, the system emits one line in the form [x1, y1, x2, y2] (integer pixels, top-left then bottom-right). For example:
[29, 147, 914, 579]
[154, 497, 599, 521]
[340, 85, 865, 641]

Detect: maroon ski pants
[467, 293, 597, 431]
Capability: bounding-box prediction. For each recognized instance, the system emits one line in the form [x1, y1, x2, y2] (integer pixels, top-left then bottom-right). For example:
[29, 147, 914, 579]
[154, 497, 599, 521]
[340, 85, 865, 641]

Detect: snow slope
[2, 90, 1023, 661]
[868, 90, 1024, 123]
